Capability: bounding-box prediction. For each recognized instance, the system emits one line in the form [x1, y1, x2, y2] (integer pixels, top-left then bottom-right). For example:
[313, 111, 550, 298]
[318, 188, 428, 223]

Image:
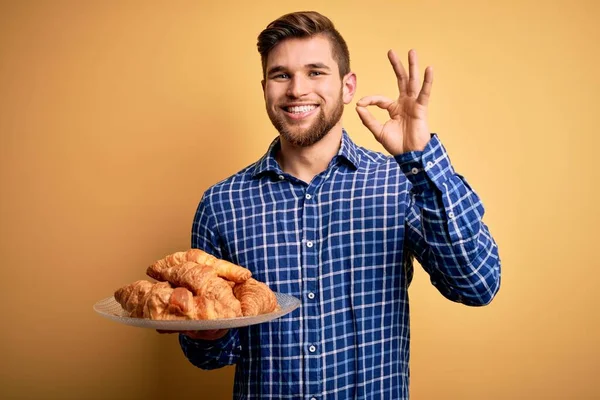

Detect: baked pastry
[114, 278, 245, 320]
[113, 249, 278, 321]
[146, 260, 243, 318]
[233, 278, 279, 317]
[149, 249, 251, 283]
[114, 280, 196, 320]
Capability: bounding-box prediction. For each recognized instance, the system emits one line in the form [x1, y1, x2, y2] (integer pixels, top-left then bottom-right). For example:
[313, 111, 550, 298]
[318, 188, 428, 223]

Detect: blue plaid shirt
[179, 130, 501, 399]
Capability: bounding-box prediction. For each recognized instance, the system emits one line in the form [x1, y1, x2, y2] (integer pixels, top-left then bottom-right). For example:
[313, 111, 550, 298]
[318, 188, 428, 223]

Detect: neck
[276, 124, 343, 184]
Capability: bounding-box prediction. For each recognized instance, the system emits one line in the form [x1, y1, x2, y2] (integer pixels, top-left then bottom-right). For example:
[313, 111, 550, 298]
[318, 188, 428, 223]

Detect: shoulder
[355, 145, 400, 171]
[201, 162, 260, 205]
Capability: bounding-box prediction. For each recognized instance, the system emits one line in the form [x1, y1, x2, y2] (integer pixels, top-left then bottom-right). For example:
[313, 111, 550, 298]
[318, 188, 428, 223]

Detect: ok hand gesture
[356, 49, 433, 155]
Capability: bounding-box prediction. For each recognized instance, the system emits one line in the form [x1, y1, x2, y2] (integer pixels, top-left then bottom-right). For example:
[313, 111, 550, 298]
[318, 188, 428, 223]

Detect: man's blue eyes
[273, 71, 323, 79]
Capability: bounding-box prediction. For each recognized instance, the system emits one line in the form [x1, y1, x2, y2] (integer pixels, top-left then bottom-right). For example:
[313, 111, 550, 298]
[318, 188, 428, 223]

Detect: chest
[217, 168, 410, 291]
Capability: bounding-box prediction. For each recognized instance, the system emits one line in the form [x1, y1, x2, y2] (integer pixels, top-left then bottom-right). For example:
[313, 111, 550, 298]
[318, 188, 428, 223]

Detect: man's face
[262, 35, 355, 147]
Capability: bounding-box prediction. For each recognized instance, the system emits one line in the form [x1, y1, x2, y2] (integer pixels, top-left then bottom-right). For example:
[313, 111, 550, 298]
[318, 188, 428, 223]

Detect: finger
[183, 329, 228, 340]
[416, 66, 433, 107]
[356, 105, 384, 137]
[407, 49, 420, 97]
[356, 95, 395, 109]
[356, 96, 394, 136]
[156, 329, 179, 334]
[387, 49, 408, 96]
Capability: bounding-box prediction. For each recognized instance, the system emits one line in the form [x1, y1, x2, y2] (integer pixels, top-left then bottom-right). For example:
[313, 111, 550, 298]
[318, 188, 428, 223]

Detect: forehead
[266, 35, 337, 70]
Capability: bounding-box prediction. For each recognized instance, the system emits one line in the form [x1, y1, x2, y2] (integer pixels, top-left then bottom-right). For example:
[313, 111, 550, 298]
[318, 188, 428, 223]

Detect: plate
[93, 292, 301, 330]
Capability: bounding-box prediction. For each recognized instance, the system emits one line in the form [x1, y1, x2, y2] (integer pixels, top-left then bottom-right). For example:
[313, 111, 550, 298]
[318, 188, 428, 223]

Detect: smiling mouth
[284, 105, 318, 114]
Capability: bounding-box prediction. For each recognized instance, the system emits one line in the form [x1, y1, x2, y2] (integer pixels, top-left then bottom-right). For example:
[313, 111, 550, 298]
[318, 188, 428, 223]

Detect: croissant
[114, 280, 196, 320]
[149, 249, 251, 283]
[146, 260, 242, 318]
[233, 278, 279, 317]
[114, 279, 244, 320]
[113, 250, 278, 321]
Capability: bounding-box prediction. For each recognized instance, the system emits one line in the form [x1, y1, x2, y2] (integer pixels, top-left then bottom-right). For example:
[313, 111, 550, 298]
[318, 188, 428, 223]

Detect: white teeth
[287, 105, 316, 113]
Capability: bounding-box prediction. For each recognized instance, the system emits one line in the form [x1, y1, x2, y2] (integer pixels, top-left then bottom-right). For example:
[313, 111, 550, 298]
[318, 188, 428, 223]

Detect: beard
[266, 91, 344, 148]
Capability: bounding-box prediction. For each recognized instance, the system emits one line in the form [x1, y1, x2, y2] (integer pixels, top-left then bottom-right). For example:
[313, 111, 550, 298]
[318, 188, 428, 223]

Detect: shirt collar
[251, 129, 361, 178]
[338, 128, 360, 169]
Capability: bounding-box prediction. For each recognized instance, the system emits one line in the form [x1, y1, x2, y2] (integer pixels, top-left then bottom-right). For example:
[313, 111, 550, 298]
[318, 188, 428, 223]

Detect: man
[178, 10, 501, 399]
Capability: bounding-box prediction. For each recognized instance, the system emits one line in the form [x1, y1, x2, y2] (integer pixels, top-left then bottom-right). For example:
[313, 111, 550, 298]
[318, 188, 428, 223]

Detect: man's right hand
[156, 329, 229, 340]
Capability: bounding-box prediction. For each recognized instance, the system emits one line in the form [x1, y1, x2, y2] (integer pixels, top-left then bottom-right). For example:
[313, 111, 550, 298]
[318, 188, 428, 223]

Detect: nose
[286, 76, 310, 98]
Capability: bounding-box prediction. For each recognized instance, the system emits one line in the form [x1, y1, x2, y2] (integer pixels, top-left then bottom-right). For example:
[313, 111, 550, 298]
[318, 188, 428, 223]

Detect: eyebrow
[267, 63, 332, 76]
[306, 63, 331, 70]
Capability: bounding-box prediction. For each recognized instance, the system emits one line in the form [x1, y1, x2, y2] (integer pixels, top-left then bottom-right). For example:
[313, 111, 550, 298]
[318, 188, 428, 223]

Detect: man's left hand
[356, 49, 433, 155]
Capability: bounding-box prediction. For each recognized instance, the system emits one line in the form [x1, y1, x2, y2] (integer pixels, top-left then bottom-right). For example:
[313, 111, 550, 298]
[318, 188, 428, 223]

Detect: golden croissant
[114, 279, 243, 320]
[233, 278, 279, 317]
[114, 249, 278, 321]
[146, 260, 243, 318]
[114, 280, 196, 320]
[149, 249, 251, 283]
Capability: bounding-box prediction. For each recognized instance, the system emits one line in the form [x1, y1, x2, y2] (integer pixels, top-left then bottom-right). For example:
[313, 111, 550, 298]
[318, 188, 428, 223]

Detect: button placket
[300, 179, 323, 398]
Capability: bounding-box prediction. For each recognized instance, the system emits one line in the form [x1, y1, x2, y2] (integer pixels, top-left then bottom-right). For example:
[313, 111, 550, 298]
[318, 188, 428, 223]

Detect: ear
[342, 72, 357, 104]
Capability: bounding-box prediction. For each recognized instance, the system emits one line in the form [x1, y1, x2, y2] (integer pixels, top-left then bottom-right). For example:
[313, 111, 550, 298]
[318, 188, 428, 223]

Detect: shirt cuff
[394, 134, 455, 193]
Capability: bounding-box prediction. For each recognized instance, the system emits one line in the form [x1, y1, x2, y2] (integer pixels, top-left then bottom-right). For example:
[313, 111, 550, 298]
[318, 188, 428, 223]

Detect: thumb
[355, 105, 383, 139]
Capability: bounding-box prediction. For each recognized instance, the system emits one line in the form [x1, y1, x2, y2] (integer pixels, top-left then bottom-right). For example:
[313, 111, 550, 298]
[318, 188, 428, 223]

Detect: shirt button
[307, 292, 315, 299]
[278, 175, 284, 180]
[448, 211, 455, 218]
[411, 167, 419, 175]
[306, 241, 313, 248]
[305, 193, 312, 200]
[309, 345, 316, 353]
[426, 161, 433, 168]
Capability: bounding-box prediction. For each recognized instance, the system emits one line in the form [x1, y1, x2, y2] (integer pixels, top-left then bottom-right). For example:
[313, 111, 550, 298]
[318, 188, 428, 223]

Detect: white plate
[93, 292, 301, 330]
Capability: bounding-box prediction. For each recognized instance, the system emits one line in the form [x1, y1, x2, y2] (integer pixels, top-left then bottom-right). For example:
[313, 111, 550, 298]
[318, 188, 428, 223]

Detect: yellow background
[1, 0, 598, 399]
